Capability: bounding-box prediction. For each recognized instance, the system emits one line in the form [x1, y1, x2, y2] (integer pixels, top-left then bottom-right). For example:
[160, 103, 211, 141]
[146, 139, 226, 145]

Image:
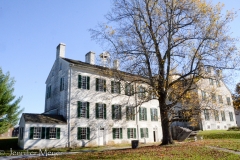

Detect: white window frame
[80, 102, 88, 118]
[81, 76, 87, 89]
[98, 103, 104, 119]
[127, 107, 135, 120]
[49, 127, 57, 139]
[129, 128, 135, 139]
[33, 127, 41, 139]
[218, 95, 223, 103]
[113, 105, 121, 119]
[81, 128, 87, 140]
[98, 79, 105, 92]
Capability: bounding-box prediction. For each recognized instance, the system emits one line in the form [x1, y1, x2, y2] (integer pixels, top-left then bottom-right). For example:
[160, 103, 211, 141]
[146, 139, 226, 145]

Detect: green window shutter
[111, 81, 114, 93]
[120, 128, 123, 139]
[60, 78, 62, 91]
[146, 128, 148, 138]
[145, 108, 147, 121]
[87, 127, 90, 140]
[77, 127, 81, 140]
[29, 127, 34, 139]
[118, 82, 120, 94]
[126, 107, 129, 121]
[140, 128, 143, 138]
[78, 101, 82, 117]
[87, 76, 90, 90]
[125, 83, 127, 95]
[139, 108, 142, 121]
[112, 128, 116, 139]
[57, 128, 60, 139]
[104, 80, 106, 92]
[133, 108, 135, 120]
[96, 103, 99, 119]
[104, 104, 106, 119]
[134, 128, 136, 138]
[41, 127, 45, 139]
[78, 75, 82, 88]
[96, 78, 99, 91]
[87, 102, 90, 118]
[112, 105, 114, 119]
[127, 128, 130, 139]
[46, 127, 50, 139]
[151, 109, 153, 121]
[119, 105, 122, 120]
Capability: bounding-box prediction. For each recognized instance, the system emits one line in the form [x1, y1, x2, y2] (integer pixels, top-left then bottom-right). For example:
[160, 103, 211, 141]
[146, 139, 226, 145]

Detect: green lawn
[198, 130, 240, 139]
[30, 141, 240, 160]
[1, 130, 240, 159]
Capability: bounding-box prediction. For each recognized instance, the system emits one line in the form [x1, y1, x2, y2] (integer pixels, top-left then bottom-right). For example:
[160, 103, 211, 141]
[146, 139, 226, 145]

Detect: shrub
[227, 126, 240, 131]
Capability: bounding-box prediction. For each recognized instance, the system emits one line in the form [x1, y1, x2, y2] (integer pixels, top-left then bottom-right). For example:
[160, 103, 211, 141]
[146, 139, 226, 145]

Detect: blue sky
[0, 0, 239, 115]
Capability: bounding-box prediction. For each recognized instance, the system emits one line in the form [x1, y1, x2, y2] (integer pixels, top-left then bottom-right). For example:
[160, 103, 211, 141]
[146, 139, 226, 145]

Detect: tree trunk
[160, 103, 174, 145]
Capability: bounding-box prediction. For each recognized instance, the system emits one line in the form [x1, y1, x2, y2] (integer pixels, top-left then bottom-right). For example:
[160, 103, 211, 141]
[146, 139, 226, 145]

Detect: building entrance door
[98, 128, 105, 146]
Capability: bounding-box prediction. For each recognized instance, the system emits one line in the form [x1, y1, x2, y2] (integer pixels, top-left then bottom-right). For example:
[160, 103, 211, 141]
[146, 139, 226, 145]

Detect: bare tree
[90, 0, 240, 145]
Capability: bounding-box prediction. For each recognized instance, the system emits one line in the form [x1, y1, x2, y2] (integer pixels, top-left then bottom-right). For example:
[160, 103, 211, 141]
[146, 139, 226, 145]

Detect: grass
[29, 141, 240, 160]
[198, 130, 240, 139]
[1, 130, 240, 159]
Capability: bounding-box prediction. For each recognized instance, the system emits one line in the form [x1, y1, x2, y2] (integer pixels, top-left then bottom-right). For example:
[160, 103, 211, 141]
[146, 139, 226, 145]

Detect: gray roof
[62, 57, 146, 80]
[23, 113, 67, 124]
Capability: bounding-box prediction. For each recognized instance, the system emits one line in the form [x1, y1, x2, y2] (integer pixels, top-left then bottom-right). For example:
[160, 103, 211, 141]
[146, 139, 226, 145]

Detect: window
[111, 81, 120, 94]
[29, 127, 60, 139]
[60, 77, 64, 91]
[127, 128, 136, 139]
[49, 127, 57, 139]
[216, 80, 221, 87]
[139, 107, 147, 121]
[211, 93, 216, 102]
[96, 103, 106, 119]
[77, 127, 90, 140]
[33, 127, 41, 139]
[204, 109, 210, 121]
[46, 85, 51, 99]
[201, 91, 206, 101]
[96, 78, 106, 92]
[214, 110, 219, 121]
[77, 101, 89, 118]
[78, 75, 90, 90]
[112, 105, 122, 120]
[209, 79, 214, 85]
[229, 112, 234, 121]
[19, 127, 24, 140]
[218, 95, 223, 103]
[151, 108, 158, 121]
[125, 83, 134, 96]
[226, 97, 231, 105]
[112, 128, 122, 139]
[221, 111, 226, 121]
[140, 128, 148, 138]
[138, 86, 146, 99]
[126, 107, 135, 121]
